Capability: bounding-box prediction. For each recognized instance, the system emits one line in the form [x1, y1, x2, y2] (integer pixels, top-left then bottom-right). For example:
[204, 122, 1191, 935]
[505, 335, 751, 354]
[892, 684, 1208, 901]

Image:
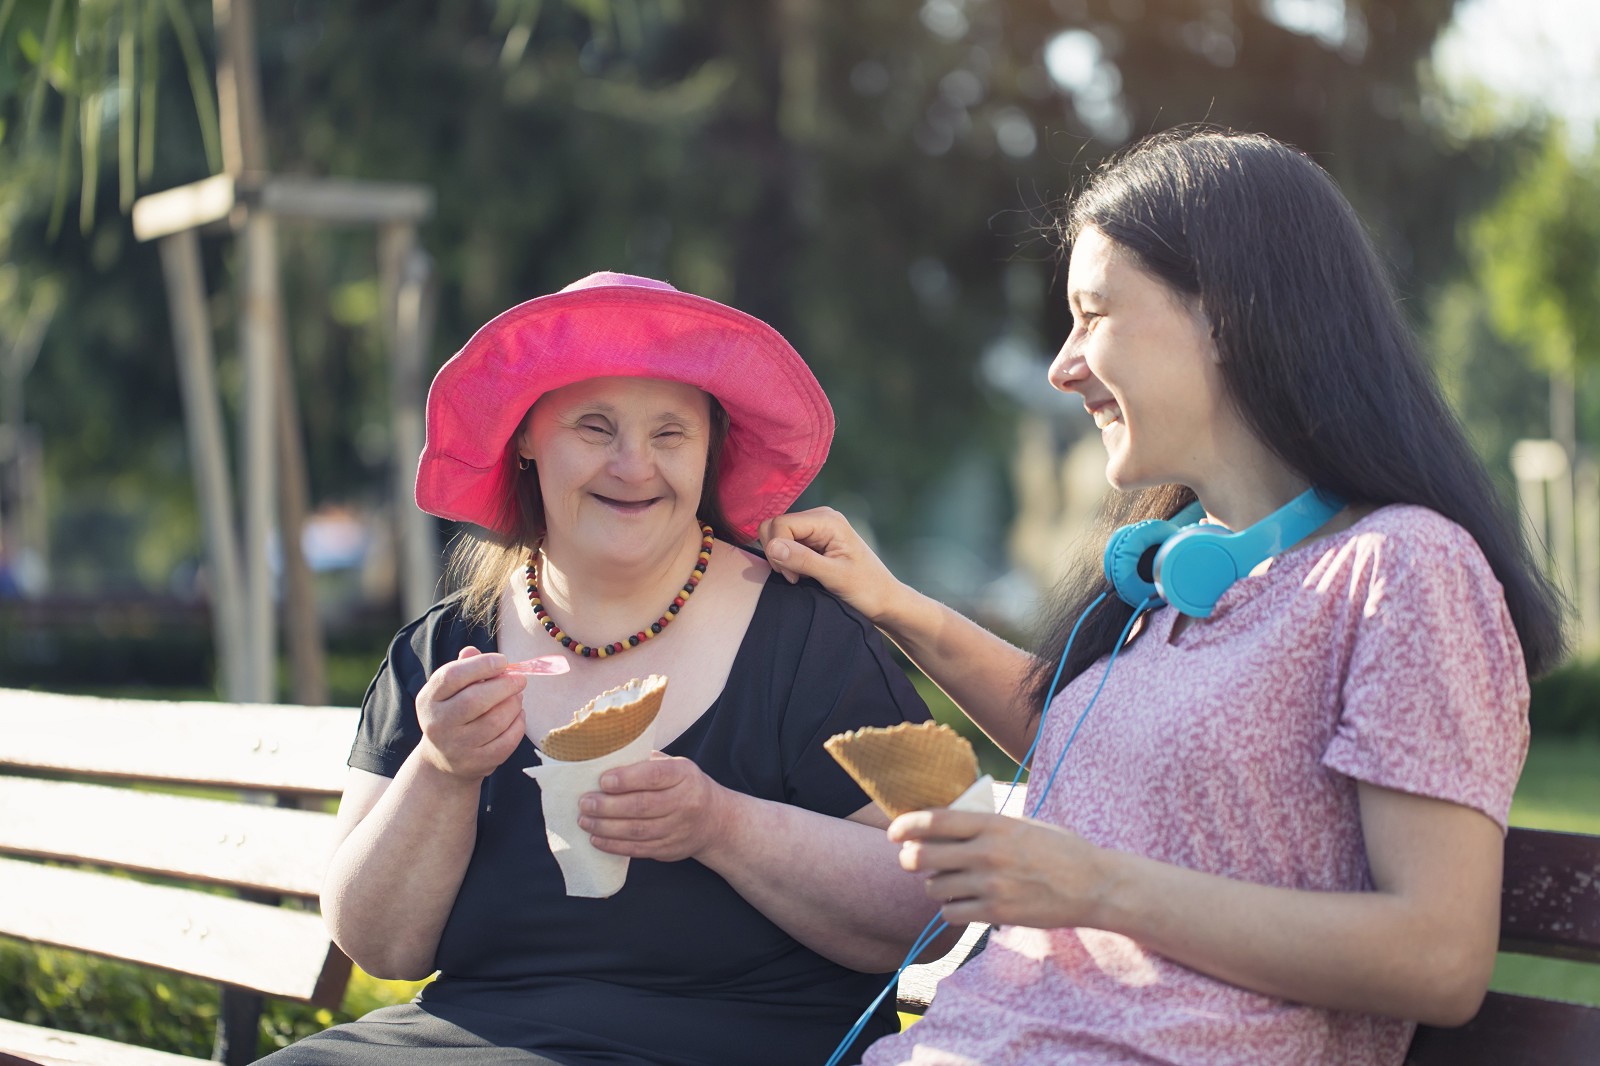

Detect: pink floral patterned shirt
[862, 505, 1530, 1066]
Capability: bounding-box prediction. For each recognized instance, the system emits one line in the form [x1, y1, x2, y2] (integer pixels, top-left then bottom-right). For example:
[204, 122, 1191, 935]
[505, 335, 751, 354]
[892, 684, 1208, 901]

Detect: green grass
[1507, 736, 1600, 834]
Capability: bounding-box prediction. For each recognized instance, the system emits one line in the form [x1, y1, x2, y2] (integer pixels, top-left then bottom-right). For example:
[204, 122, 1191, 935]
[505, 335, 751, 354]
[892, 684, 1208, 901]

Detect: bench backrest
[0, 688, 359, 1009]
[1405, 826, 1600, 1065]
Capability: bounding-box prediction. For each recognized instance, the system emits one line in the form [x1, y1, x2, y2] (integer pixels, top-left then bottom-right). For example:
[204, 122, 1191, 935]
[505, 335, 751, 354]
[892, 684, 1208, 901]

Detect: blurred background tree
[0, 0, 1593, 679]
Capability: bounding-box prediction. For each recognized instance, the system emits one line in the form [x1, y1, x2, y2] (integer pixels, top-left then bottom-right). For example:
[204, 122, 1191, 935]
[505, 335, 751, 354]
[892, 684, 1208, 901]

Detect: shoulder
[756, 569, 882, 639]
[1310, 507, 1517, 650]
[1334, 504, 1495, 583]
[386, 591, 487, 671]
[1350, 503, 1481, 551]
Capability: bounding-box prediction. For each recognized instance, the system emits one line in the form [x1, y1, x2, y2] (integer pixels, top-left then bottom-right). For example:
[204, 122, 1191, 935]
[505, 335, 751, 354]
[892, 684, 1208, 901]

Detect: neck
[532, 523, 710, 634]
[1191, 451, 1308, 532]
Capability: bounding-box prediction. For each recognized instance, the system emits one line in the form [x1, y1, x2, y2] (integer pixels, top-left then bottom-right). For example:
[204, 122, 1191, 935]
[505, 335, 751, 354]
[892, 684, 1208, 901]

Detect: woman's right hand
[414, 647, 527, 781]
[758, 506, 906, 625]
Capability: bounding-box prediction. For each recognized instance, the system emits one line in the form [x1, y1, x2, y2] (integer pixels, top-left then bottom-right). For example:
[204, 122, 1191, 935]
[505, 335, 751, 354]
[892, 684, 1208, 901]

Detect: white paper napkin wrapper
[947, 773, 996, 813]
[522, 724, 656, 899]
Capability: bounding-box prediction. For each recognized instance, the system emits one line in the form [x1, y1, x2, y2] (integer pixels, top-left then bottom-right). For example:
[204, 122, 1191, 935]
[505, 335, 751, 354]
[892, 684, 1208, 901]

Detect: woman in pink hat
[762, 128, 1564, 1065]
[259, 274, 945, 1065]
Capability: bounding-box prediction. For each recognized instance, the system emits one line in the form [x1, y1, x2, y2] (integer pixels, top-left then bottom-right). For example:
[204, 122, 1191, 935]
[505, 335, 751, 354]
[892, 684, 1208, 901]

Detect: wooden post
[157, 231, 249, 702]
[271, 294, 329, 705]
[1576, 454, 1599, 655]
[239, 212, 278, 703]
[212, 0, 266, 177]
[380, 222, 441, 620]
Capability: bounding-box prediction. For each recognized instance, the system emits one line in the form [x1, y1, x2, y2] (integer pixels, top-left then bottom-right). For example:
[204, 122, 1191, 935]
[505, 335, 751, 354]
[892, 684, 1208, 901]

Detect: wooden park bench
[898, 782, 1600, 1066]
[2, 691, 1594, 1065]
[0, 688, 359, 1066]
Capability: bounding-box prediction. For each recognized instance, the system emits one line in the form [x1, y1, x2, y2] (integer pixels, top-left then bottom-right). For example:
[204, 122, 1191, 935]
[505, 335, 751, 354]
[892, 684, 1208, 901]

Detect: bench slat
[0, 1019, 206, 1066]
[0, 778, 335, 897]
[0, 690, 357, 796]
[0, 858, 349, 1007]
[1501, 827, 1600, 963]
[898, 923, 988, 1012]
[1405, 991, 1600, 1065]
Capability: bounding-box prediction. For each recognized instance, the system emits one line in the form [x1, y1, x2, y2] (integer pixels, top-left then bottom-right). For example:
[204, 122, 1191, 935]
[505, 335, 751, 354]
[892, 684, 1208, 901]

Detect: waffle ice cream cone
[824, 721, 980, 819]
[539, 675, 668, 761]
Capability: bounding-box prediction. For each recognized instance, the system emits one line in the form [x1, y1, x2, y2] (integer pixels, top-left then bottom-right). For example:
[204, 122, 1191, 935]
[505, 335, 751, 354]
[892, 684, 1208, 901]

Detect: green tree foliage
[1470, 128, 1600, 377]
[2, 0, 1491, 602]
[1427, 276, 1548, 487]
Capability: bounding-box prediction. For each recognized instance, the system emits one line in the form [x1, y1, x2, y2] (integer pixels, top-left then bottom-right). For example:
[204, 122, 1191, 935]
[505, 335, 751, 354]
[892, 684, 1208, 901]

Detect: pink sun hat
[415, 272, 834, 541]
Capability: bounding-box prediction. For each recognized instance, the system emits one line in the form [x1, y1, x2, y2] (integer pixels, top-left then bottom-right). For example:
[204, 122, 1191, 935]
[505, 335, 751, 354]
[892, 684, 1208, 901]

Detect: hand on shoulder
[759, 507, 905, 624]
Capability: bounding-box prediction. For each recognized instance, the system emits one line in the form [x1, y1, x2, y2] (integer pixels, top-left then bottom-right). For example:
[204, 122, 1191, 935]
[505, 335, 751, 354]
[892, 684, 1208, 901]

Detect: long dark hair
[1028, 127, 1567, 710]
[449, 394, 740, 629]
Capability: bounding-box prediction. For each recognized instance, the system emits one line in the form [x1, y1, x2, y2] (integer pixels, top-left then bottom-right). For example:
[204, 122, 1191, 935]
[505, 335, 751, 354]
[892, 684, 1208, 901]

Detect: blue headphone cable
[822, 591, 1153, 1066]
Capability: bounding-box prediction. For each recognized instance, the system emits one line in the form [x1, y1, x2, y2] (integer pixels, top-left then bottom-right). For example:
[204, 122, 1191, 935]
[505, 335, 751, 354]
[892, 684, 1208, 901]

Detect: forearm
[1094, 849, 1495, 1025]
[322, 754, 482, 979]
[700, 794, 952, 972]
[876, 585, 1040, 761]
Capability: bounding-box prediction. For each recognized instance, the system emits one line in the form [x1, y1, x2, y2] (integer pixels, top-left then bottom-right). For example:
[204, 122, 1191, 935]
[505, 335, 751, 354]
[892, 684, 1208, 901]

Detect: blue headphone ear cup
[1104, 519, 1178, 607]
[1152, 527, 1242, 618]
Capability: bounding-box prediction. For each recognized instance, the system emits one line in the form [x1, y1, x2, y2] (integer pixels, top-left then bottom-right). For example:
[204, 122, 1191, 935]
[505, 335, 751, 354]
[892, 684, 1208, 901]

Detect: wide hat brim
[415, 275, 834, 541]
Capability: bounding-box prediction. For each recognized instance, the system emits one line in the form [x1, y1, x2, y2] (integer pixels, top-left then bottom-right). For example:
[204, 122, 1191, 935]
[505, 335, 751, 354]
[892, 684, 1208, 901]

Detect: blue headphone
[1103, 487, 1346, 618]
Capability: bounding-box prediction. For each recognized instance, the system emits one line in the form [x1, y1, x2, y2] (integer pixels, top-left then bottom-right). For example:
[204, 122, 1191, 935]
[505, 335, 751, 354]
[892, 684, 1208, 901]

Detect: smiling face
[1048, 226, 1237, 493]
[517, 376, 713, 566]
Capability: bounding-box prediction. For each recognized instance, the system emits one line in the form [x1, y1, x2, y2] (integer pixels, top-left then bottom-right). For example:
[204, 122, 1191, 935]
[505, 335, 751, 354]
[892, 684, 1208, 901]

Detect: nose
[1048, 338, 1089, 394]
[606, 432, 655, 481]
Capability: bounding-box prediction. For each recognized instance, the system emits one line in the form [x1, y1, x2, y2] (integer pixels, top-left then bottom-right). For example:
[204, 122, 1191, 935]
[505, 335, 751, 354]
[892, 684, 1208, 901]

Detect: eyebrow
[1069, 287, 1107, 305]
[569, 403, 701, 424]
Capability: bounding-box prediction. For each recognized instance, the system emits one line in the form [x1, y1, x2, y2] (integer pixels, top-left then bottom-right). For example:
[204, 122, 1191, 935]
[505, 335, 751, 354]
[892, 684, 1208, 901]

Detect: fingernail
[600, 774, 617, 790]
[580, 797, 597, 813]
[768, 541, 789, 562]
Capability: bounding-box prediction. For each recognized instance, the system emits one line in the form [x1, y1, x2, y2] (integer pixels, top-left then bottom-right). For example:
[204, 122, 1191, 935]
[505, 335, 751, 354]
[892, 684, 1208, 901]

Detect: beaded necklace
[524, 523, 714, 658]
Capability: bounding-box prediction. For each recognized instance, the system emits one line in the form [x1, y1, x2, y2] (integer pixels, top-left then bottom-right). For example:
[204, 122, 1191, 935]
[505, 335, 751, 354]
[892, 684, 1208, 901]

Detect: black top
[347, 574, 930, 1066]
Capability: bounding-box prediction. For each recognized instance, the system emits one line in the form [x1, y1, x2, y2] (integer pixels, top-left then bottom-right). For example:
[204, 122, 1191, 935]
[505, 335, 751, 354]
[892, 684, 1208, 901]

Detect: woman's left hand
[891, 808, 1114, 930]
[578, 755, 733, 862]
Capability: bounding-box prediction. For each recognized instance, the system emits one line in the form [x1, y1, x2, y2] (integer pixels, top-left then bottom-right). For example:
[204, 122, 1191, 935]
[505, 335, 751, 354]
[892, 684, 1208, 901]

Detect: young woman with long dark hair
[762, 127, 1565, 1066]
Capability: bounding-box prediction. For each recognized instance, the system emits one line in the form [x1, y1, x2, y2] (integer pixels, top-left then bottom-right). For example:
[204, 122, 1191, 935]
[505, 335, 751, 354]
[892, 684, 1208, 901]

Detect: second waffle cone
[824, 721, 979, 819]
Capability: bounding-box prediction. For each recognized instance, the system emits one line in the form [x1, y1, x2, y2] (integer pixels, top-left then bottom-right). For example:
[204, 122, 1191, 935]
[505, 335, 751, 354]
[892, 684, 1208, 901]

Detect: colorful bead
[525, 523, 714, 659]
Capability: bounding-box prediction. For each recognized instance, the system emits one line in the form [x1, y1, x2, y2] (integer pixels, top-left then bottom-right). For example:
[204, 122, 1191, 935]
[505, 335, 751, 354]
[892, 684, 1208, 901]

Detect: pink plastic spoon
[506, 655, 571, 676]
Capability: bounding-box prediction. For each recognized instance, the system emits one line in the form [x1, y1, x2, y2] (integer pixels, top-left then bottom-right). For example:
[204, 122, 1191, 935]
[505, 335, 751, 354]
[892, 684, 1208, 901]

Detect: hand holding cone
[525, 675, 668, 898]
[824, 721, 980, 819]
